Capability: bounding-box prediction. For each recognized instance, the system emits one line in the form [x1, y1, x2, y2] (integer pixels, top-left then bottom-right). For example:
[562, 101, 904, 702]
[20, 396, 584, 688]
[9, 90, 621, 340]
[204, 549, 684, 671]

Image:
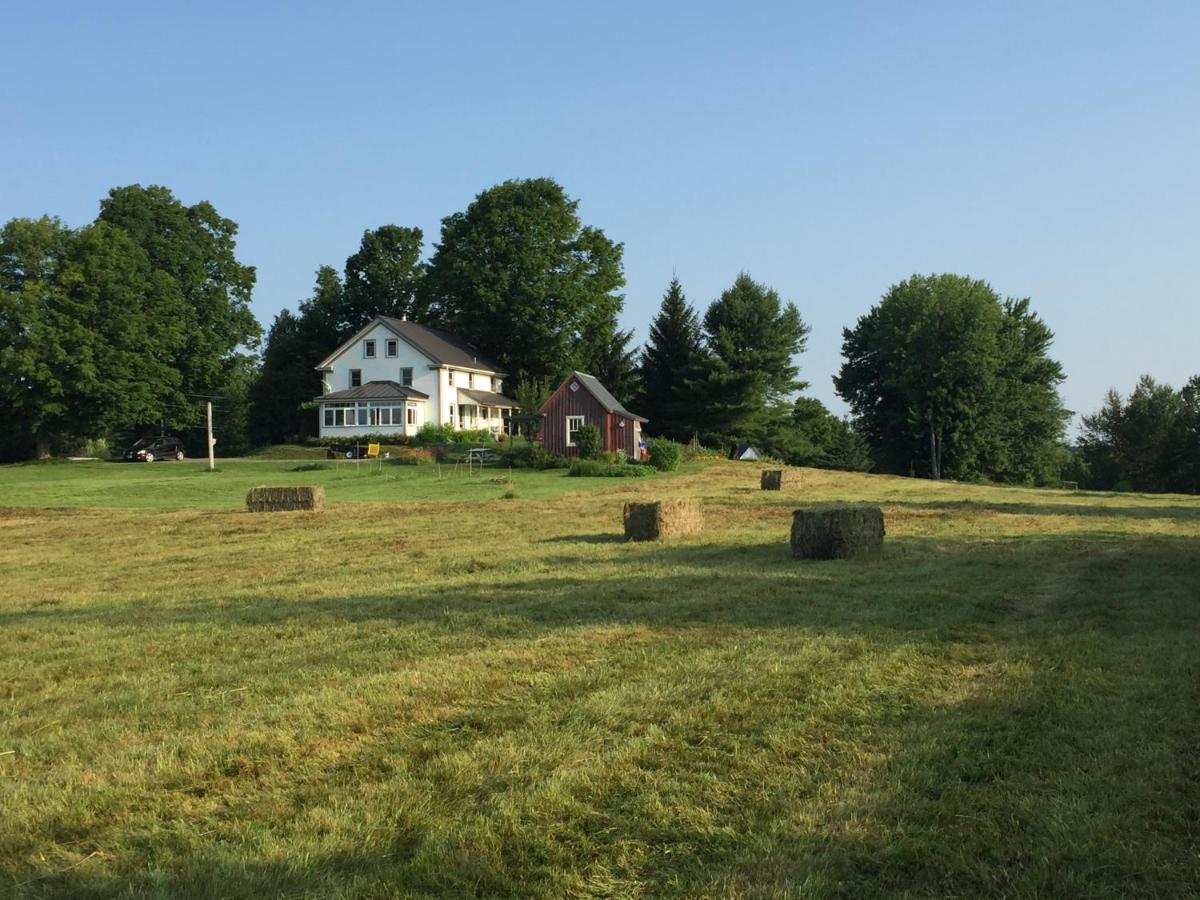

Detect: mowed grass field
[1, 460, 1199, 898]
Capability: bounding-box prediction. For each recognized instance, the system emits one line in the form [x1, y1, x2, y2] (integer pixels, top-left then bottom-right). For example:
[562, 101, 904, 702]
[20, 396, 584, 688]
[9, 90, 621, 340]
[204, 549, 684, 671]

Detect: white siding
[316, 320, 505, 437]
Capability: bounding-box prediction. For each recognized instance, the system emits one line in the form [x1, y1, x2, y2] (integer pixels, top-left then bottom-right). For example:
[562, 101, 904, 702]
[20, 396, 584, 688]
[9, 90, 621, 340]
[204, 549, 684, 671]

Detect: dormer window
[385, 339, 398, 358]
[364, 339, 376, 359]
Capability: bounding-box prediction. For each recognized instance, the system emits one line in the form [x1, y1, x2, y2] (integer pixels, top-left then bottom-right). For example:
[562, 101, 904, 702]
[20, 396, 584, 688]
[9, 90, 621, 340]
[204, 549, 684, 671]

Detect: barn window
[566, 415, 584, 446]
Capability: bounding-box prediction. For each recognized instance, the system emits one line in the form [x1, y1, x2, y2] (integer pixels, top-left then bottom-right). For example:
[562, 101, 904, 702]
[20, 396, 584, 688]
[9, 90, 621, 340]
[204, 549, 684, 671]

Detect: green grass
[2, 462, 1199, 897]
[0, 458, 668, 510]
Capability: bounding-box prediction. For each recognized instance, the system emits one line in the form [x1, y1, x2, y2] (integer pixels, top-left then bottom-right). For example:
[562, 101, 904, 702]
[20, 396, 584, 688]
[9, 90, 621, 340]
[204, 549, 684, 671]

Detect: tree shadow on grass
[750, 496, 1200, 522]
[12, 613, 1200, 900]
[536, 532, 626, 545]
[3, 532, 1196, 643]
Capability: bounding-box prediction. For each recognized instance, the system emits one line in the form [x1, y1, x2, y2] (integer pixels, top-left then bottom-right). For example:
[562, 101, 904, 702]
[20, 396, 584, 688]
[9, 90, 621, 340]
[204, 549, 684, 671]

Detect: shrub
[574, 424, 601, 460]
[599, 450, 626, 465]
[646, 437, 683, 471]
[448, 428, 496, 444]
[503, 443, 565, 469]
[568, 459, 654, 478]
[414, 423, 456, 445]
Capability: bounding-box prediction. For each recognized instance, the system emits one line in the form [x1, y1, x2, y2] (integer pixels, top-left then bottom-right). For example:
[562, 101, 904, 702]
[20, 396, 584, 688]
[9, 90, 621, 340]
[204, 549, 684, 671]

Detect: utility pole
[207, 401, 215, 471]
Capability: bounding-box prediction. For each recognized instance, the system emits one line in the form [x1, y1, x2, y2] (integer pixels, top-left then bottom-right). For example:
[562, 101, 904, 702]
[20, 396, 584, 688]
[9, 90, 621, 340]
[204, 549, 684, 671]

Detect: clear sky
[3, 1, 1197, 426]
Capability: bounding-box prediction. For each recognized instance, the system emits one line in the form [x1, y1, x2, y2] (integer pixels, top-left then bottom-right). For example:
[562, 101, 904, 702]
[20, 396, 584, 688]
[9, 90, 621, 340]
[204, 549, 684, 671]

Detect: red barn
[539, 372, 648, 458]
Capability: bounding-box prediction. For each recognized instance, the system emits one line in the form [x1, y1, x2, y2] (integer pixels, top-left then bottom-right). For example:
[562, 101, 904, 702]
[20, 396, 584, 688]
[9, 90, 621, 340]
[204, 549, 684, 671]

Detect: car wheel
[144, 452, 155, 462]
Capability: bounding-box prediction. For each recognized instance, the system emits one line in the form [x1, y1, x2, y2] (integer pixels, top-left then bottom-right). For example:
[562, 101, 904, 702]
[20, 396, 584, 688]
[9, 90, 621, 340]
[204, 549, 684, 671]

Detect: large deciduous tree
[0, 186, 261, 459]
[835, 273, 1066, 482]
[340, 225, 424, 331]
[97, 185, 259, 398]
[420, 178, 625, 387]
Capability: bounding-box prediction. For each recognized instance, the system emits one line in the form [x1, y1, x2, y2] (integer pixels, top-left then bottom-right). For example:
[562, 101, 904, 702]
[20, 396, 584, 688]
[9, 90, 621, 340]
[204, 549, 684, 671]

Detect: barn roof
[315, 381, 430, 402]
[560, 372, 648, 421]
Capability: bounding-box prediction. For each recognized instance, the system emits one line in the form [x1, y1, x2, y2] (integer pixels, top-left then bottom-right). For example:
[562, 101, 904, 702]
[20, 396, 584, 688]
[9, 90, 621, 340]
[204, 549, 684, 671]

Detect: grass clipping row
[623, 499, 703, 541]
[791, 505, 884, 560]
[246, 485, 325, 512]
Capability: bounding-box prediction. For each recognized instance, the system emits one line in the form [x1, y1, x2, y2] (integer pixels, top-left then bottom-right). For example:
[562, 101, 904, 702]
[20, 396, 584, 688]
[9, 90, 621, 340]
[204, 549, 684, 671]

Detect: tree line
[3, 179, 1196, 492]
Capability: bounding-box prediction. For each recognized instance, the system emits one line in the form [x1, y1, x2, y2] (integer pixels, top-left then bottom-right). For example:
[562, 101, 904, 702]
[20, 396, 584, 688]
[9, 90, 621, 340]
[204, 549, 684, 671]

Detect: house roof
[316, 316, 508, 375]
[555, 371, 648, 421]
[457, 388, 519, 408]
[315, 380, 430, 402]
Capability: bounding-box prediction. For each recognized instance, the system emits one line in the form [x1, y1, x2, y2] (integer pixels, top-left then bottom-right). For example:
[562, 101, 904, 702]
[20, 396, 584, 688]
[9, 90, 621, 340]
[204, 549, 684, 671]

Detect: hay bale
[761, 469, 785, 490]
[791, 505, 884, 560]
[623, 499, 702, 541]
[246, 485, 325, 512]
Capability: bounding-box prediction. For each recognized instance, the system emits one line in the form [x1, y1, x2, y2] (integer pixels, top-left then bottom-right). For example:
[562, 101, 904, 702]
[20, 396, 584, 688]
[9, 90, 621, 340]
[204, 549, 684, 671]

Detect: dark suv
[122, 436, 186, 462]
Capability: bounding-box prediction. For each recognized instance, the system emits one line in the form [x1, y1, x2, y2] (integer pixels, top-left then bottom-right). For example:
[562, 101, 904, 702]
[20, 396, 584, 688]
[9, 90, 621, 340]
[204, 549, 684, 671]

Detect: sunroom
[316, 381, 429, 438]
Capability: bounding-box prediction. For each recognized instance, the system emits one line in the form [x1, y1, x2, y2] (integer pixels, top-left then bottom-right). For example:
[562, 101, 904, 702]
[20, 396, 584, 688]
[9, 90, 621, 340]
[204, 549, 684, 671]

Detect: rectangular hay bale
[791, 505, 884, 560]
[246, 485, 325, 512]
[761, 469, 784, 490]
[623, 499, 703, 541]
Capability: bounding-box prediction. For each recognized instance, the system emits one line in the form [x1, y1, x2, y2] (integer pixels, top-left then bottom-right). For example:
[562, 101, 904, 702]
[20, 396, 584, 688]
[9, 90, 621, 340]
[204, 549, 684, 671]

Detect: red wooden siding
[540, 376, 640, 457]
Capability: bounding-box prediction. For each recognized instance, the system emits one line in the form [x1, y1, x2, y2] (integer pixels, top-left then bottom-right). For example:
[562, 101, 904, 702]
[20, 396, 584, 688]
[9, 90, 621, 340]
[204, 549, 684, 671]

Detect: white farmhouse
[314, 316, 517, 439]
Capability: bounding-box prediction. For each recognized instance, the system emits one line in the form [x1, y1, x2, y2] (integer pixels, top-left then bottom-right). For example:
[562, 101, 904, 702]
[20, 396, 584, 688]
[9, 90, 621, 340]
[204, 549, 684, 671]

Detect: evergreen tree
[688, 273, 810, 445]
[638, 277, 705, 440]
[826, 419, 875, 471]
[587, 326, 640, 405]
[1079, 375, 1187, 492]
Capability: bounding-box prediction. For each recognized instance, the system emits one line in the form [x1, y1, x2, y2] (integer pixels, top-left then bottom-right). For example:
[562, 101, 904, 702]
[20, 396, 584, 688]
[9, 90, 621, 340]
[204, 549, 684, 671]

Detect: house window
[350, 369, 362, 388]
[324, 402, 354, 427]
[385, 339, 398, 357]
[364, 340, 376, 359]
[400, 367, 413, 387]
[406, 408, 416, 426]
[367, 403, 405, 427]
[566, 415, 585, 446]
[468, 373, 474, 388]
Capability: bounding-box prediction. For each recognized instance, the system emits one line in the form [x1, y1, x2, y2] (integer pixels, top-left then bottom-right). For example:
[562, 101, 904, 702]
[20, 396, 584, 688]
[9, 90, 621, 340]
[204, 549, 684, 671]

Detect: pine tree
[689, 273, 810, 445]
[637, 277, 704, 440]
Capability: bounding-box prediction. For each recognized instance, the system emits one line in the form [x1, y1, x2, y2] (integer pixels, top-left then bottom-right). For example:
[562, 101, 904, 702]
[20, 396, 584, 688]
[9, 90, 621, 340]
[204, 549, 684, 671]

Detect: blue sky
[3, 1, 1197, 425]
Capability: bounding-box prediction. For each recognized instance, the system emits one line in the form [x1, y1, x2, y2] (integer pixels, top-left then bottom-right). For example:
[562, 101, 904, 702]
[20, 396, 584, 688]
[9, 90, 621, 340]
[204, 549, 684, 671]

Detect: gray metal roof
[569, 371, 647, 420]
[378, 317, 508, 375]
[315, 381, 430, 402]
[457, 388, 519, 408]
